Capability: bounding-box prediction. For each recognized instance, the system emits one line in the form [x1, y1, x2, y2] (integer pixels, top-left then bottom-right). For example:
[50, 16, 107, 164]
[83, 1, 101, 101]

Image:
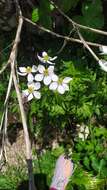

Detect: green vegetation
[0, 0, 107, 190]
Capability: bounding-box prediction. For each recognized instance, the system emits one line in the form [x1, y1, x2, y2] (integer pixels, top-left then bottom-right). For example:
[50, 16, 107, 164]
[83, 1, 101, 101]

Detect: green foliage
[70, 166, 106, 190]
[32, 0, 53, 29]
[27, 58, 107, 134]
[38, 0, 52, 29]
[73, 0, 104, 40]
[31, 0, 104, 41]
[0, 148, 107, 190]
[32, 8, 39, 22]
[51, 146, 64, 157]
[0, 163, 27, 190]
[31, 0, 54, 29]
[58, 0, 80, 12]
[0, 0, 107, 189]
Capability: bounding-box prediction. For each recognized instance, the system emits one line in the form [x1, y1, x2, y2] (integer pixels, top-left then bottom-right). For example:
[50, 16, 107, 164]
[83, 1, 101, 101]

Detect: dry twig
[77, 28, 99, 61]
[9, 1, 36, 189]
[0, 1, 36, 189]
[57, 29, 74, 54]
[50, 0, 107, 36]
[50, 1, 100, 62]
[0, 71, 12, 137]
[23, 17, 105, 48]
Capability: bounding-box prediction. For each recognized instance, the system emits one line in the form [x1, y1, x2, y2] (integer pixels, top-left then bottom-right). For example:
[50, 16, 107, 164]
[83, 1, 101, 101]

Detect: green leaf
[51, 146, 64, 157]
[99, 159, 106, 174]
[32, 8, 39, 22]
[73, 0, 104, 41]
[90, 155, 99, 172]
[39, 0, 52, 29]
[50, 105, 65, 116]
[50, 3, 54, 11]
[58, 0, 80, 12]
[82, 0, 103, 16]
[83, 156, 90, 170]
[94, 127, 107, 137]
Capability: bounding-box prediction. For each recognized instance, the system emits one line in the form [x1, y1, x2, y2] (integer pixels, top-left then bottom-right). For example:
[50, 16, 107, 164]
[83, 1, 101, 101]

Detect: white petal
[27, 82, 35, 88]
[47, 60, 55, 65]
[38, 64, 45, 73]
[17, 72, 27, 76]
[99, 46, 107, 54]
[85, 133, 88, 139]
[49, 56, 57, 61]
[63, 77, 72, 83]
[43, 76, 51, 85]
[27, 73, 34, 82]
[32, 65, 37, 72]
[33, 91, 41, 99]
[37, 54, 46, 63]
[35, 74, 44, 81]
[19, 67, 27, 73]
[42, 51, 47, 57]
[51, 74, 58, 81]
[22, 89, 29, 96]
[49, 82, 58, 90]
[57, 85, 65, 94]
[28, 93, 33, 101]
[62, 83, 69, 91]
[80, 125, 85, 132]
[34, 82, 41, 90]
[48, 66, 54, 74]
[99, 60, 107, 72]
[85, 127, 89, 134]
[78, 133, 84, 140]
[27, 82, 33, 86]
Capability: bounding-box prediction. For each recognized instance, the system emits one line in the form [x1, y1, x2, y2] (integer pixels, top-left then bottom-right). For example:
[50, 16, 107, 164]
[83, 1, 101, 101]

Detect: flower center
[58, 78, 63, 85]
[44, 69, 49, 76]
[28, 86, 34, 93]
[43, 55, 49, 61]
[26, 67, 32, 73]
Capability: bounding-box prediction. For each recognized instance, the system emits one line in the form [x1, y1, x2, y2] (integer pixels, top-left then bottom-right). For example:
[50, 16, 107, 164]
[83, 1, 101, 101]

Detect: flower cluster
[77, 124, 89, 141]
[18, 51, 72, 102]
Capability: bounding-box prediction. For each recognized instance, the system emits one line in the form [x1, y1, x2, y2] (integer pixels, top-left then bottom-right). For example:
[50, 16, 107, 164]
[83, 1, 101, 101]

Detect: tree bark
[0, 0, 36, 31]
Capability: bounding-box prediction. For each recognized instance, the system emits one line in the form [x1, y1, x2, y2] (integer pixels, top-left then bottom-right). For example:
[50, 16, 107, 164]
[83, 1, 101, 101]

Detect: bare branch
[57, 29, 74, 54]
[0, 42, 14, 74]
[50, 0, 107, 36]
[77, 28, 99, 61]
[0, 72, 12, 132]
[50, 1, 100, 62]
[11, 0, 31, 162]
[23, 17, 105, 48]
[0, 62, 10, 75]
[9, 1, 36, 189]
[0, 42, 13, 55]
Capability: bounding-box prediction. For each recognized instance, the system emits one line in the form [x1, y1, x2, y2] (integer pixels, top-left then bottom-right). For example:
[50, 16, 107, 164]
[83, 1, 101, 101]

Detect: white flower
[18, 65, 37, 83]
[49, 77, 72, 94]
[35, 65, 58, 86]
[99, 45, 107, 55]
[37, 51, 57, 65]
[78, 124, 89, 141]
[22, 82, 41, 101]
[78, 133, 85, 141]
[98, 60, 107, 72]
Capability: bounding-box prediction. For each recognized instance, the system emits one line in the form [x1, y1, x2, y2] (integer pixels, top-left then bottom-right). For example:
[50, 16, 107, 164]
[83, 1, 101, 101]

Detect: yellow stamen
[43, 55, 49, 61]
[28, 86, 34, 93]
[58, 78, 63, 85]
[44, 69, 49, 76]
[26, 67, 32, 73]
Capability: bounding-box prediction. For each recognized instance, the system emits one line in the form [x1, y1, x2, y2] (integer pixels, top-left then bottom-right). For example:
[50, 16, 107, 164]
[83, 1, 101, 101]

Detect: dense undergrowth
[0, 0, 107, 190]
